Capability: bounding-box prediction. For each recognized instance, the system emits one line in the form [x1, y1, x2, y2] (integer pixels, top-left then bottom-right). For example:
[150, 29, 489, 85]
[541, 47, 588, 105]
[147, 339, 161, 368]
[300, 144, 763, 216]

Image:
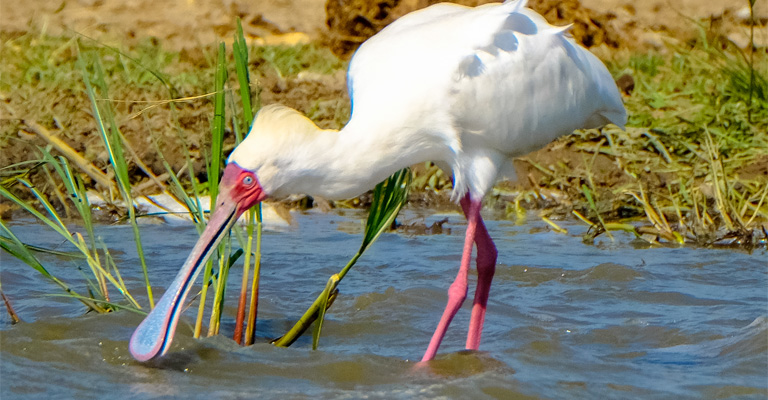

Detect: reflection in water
[1, 211, 766, 398]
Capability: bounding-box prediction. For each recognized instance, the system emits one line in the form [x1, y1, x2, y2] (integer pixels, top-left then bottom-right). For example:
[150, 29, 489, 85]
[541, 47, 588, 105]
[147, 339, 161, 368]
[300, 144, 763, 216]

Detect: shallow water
[1, 210, 766, 399]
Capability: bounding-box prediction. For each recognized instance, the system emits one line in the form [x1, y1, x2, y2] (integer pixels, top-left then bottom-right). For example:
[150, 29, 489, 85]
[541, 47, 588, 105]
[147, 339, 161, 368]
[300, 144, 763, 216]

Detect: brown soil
[324, 0, 758, 56]
[0, 0, 758, 210]
[325, 0, 626, 57]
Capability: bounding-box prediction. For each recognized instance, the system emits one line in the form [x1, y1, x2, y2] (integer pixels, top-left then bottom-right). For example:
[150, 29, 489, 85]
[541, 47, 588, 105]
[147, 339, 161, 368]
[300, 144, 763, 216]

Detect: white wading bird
[129, 0, 626, 362]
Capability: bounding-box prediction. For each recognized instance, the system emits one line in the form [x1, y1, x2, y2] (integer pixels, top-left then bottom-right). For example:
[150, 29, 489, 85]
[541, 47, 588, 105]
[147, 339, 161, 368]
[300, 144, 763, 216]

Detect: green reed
[273, 168, 411, 349]
[231, 19, 264, 346]
[0, 150, 140, 313]
[194, 20, 264, 342]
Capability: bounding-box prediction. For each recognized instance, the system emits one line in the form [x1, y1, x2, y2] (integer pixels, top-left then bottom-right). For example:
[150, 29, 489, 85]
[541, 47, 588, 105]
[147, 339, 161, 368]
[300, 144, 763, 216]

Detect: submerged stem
[244, 206, 263, 346]
[234, 209, 255, 344]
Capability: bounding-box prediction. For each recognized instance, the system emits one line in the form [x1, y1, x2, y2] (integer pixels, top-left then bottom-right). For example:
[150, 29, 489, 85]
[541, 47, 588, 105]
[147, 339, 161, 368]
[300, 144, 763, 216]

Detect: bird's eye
[242, 175, 254, 186]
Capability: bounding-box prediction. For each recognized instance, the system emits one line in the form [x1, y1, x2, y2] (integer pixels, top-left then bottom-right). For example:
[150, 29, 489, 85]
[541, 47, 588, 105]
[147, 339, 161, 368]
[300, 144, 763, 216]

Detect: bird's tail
[583, 48, 628, 129]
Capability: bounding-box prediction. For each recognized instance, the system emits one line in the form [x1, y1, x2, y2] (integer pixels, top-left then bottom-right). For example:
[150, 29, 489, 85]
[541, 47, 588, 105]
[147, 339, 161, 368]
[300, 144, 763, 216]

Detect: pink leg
[460, 196, 497, 350]
[421, 194, 492, 362]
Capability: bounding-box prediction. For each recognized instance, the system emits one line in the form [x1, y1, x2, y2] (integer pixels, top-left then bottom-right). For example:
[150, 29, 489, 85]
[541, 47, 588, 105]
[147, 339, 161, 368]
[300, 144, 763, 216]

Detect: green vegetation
[253, 43, 345, 77]
[518, 34, 767, 247]
[273, 168, 411, 348]
[0, 150, 141, 314]
[0, 31, 345, 192]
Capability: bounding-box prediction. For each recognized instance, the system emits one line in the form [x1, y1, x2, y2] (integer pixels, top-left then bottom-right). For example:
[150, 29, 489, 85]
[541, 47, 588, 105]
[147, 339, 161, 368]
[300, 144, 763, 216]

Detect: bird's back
[345, 0, 626, 198]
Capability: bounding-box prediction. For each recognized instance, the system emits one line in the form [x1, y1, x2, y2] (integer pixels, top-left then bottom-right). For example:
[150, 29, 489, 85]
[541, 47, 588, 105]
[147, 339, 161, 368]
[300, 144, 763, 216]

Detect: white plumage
[130, 0, 626, 363]
[231, 0, 625, 202]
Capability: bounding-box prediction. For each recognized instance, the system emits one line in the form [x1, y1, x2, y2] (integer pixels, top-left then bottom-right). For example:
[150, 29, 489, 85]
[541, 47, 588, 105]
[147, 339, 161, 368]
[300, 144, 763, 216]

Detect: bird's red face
[128, 162, 266, 362]
[218, 162, 267, 216]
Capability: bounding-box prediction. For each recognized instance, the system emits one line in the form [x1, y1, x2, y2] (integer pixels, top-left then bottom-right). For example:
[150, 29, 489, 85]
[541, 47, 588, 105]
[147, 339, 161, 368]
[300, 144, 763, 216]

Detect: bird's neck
[277, 119, 441, 200]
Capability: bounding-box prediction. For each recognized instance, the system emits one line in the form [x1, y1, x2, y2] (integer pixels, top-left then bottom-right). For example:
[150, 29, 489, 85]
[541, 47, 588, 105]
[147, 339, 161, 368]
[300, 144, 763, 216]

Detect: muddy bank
[1, 0, 764, 238]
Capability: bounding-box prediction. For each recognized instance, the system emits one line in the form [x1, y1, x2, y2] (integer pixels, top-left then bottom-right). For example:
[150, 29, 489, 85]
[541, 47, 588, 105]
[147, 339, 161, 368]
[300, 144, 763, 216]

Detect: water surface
[1, 210, 766, 399]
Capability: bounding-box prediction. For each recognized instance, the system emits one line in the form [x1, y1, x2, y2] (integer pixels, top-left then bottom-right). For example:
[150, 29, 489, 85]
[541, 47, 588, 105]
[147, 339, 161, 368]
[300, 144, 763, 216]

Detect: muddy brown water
[1, 210, 766, 399]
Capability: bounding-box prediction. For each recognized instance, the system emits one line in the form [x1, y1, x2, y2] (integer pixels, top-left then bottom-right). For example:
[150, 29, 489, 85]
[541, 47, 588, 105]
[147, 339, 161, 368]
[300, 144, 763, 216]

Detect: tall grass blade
[160, 157, 206, 226]
[244, 212, 262, 345]
[195, 42, 231, 337]
[312, 274, 339, 350]
[209, 42, 227, 206]
[231, 21, 264, 346]
[194, 258, 215, 338]
[234, 209, 255, 344]
[77, 45, 153, 307]
[233, 18, 254, 134]
[0, 280, 22, 324]
[0, 236, 85, 258]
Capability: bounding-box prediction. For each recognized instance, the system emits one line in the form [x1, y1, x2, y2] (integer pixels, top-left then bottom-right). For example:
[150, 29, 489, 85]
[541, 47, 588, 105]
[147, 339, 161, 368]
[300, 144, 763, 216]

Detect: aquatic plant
[273, 168, 411, 348]
[193, 21, 265, 344]
[0, 151, 140, 313]
[78, 47, 155, 306]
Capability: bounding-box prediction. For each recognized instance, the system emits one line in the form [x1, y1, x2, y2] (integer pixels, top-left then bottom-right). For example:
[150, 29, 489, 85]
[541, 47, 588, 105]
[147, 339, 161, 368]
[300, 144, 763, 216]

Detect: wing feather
[345, 0, 626, 199]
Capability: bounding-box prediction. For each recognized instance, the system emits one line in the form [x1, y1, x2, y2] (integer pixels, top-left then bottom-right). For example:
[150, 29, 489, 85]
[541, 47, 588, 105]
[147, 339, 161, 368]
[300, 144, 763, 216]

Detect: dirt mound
[324, 0, 623, 57]
[324, 0, 409, 56]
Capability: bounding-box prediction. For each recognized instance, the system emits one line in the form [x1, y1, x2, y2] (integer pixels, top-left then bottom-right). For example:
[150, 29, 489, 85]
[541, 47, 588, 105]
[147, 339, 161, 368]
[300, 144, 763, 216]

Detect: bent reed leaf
[273, 168, 411, 348]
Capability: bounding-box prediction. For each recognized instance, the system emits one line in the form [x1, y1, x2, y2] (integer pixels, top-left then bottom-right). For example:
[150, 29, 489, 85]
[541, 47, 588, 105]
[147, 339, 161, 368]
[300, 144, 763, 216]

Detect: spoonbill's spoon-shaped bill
[130, 0, 626, 362]
[129, 164, 264, 361]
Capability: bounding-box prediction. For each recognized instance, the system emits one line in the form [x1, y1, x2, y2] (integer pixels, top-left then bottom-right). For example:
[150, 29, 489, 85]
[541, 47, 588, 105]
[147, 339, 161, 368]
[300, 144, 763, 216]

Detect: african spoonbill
[129, 0, 627, 362]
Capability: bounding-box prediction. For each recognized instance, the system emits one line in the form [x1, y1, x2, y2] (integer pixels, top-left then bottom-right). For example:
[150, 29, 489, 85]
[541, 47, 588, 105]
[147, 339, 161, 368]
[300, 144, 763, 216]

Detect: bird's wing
[450, 9, 627, 154]
[345, 0, 532, 138]
[345, 0, 625, 197]
[346, 0, 623, 142]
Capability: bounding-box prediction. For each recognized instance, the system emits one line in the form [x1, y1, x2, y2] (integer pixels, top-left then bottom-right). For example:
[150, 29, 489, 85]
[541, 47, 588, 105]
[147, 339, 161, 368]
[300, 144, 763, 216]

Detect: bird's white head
[225, 104, 344, 203]
[216, 105, 317, 224]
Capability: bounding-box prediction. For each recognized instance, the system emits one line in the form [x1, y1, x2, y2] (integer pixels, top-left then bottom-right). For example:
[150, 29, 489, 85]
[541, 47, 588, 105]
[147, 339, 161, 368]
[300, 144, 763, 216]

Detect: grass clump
[520, 35, 767, 248]
[252, 44, 344, 77]
[0, 150, 141, 314]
